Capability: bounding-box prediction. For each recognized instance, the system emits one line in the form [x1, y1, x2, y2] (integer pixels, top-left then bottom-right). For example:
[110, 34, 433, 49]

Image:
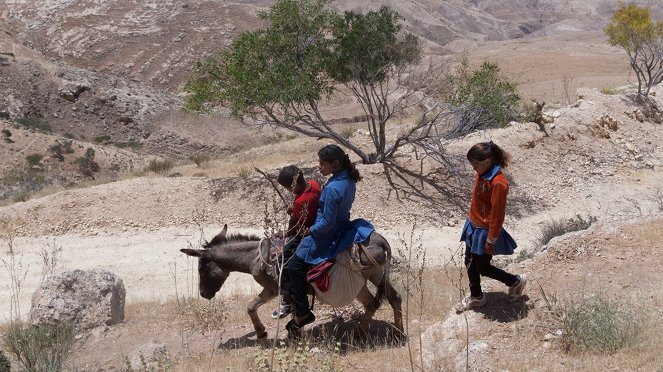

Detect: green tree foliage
[447, 61, 520, 138]
[605, 3, 663, 97]
[183, 0, 441, 164]
[326, 7, 432, 162]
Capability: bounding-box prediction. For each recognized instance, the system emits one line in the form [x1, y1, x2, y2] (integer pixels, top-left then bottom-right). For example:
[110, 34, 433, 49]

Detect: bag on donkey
[308, 249, 365, 307]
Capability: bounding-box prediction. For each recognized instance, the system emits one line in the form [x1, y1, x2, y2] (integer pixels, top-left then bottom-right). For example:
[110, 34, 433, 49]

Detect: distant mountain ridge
[3, 0, 661, 92]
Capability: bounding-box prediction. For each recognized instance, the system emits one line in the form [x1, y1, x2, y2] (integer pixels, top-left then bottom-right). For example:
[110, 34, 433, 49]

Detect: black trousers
[287, 254, 313, 317]
[464, 246, 518, 298]
[276, 236, 300, 297]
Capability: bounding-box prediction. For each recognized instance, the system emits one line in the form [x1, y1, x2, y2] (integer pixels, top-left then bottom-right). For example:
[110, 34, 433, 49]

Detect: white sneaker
[271, 302, 292, 319]
[508, 274, 527, 301]
[455, 295, 487, 313]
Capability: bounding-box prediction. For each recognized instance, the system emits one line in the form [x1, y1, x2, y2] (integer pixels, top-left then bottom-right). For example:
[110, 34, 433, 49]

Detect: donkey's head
[181, 225, 230, 299]
[181, 248, 229, 299]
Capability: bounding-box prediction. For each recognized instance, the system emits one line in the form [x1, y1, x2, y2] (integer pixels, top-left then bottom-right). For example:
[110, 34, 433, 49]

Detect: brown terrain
[1, 0, 663, 370]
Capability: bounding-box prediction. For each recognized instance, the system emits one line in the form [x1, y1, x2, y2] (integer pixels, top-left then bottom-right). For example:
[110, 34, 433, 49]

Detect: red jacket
[292, 180, 321, 228]
[468, 171, 508, 242]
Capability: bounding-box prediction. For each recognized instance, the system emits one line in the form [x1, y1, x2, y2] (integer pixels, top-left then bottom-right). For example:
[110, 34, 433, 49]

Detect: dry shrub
[145, 159, 174, 174]
[1, 321, 76, 372]
[562, 296, 643, 354]
[538, 214, 597, 247]
[173, 297, 227, 336]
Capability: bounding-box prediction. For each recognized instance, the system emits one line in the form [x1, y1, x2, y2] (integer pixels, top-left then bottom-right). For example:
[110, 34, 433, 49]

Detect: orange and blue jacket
[468, 165, 508, 243]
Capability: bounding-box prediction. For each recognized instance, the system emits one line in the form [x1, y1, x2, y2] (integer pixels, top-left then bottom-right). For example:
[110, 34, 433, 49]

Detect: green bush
[514, 249, 534, 263]
[25, 153, 43, 167]
[93, 135, 112, 144]
[2, 129, 13, 143]
[562, 297, 642, 353]
[49, 140, 74, 159]
[0, 112, 10, 120]
[15, 117, 51, 133]
[600, 87, 619, 95]
[340, 127, 357, 139]
[2, 321, 75, 372]
[145, 159, 174, 174]
[539, 214, 597, 247]
[1, 166, 49, 202]
[447, 61, 520, 138]
[0, 349, 10, 372]
[75, 148, 100, 177]
[114, 140, 143, 150]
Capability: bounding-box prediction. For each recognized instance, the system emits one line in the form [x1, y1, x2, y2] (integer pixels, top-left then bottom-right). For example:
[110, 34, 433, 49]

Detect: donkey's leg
[247, 287, 278, 339]
[382, 279, 404, 335]
[367, 269, 404, 338]
[356, 284, 380, 334]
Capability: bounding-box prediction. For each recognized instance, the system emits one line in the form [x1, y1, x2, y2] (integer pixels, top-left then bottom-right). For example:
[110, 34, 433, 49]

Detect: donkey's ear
[220, 224, 228, 237]
[181, 248, 206, 257]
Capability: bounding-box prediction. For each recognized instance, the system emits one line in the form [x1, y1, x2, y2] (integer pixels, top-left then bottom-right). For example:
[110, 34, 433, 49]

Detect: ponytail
[318, 144, 361, 182]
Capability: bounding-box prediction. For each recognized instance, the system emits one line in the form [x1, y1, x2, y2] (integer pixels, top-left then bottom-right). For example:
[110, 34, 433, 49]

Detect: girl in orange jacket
[456, 141, 526, 312]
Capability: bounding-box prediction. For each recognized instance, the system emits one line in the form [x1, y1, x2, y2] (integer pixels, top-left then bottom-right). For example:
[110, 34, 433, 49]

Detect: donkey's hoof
[256, 331, 268, 339]
[391, 329, 407, 343]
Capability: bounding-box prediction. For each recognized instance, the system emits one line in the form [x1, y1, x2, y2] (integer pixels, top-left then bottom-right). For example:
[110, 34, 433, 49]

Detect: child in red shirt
[456, 141, 526, 312]
[272, 165, 321, 318]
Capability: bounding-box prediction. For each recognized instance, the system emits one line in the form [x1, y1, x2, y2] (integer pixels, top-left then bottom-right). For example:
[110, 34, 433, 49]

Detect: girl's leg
[287, 254, 313, 318]
[465, 247, 483, 298]
[473, 254, 518, 287]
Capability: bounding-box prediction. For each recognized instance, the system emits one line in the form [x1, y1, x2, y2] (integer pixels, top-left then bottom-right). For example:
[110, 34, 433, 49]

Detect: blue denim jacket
[296, 170, 372, 264]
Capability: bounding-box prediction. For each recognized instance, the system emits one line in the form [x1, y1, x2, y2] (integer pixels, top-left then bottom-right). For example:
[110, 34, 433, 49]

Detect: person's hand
[287, 206, 293, 215]
[484, 241, 495, 255]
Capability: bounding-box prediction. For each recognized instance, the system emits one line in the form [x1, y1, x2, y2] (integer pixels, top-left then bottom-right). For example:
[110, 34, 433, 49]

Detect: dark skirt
[460, 218, 517, 255]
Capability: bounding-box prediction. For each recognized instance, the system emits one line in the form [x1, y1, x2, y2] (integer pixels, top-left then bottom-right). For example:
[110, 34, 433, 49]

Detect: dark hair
[318, 144, 361, 182]
[466, 141, 511, 168]
[277, 165, 305, 188]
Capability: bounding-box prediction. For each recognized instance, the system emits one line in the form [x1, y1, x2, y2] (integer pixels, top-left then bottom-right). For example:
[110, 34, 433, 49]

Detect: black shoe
[285, 312, 316, 332]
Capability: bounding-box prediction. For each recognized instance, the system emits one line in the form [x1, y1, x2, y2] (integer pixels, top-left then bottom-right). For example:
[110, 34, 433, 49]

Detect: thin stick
[255, 167, 288, 208]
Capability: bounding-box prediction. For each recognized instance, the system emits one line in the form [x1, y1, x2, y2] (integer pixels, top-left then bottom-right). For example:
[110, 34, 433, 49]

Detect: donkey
[181, 224, 403, 339]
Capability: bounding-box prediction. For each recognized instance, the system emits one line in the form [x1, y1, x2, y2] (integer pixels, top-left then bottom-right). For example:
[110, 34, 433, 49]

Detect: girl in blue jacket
[286, 144, 362, 332]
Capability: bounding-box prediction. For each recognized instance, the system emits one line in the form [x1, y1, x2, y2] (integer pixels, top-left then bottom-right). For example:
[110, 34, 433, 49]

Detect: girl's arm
[308, 187, 340, 238]
[487, 179, 509, 242]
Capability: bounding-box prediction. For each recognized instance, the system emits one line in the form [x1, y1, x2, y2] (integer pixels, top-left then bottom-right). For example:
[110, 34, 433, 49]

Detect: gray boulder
[30, 269, 125, 331]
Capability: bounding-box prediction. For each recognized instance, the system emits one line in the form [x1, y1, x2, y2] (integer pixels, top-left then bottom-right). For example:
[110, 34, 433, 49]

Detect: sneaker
[455, 295, 487, 313]
[508, 274, 527, 301]
[271, 301, 292, 319]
